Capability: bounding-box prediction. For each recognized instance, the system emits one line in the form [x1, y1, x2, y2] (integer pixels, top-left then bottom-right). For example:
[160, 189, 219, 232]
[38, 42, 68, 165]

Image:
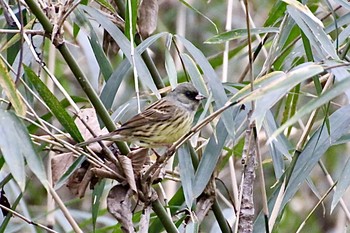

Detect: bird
[78, 83, 205, 148]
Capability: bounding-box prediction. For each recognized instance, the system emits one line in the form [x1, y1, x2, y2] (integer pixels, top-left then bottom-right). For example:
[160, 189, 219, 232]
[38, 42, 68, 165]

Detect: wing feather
[116, 99, 177, 132]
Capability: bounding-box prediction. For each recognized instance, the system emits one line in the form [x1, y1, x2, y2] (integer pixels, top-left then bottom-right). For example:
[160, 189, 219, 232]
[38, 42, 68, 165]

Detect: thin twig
[48, 186, 83, 233]
[295, 183, 336, 233]
[318, 160, 350, 221]
[0, 204, 59, 233]
[0, 29, 44, 34]
[2, 0, 80, 113]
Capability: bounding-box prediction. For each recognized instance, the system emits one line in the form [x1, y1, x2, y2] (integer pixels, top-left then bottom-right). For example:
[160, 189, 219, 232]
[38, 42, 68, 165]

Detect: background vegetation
[0, 0, 350, 232]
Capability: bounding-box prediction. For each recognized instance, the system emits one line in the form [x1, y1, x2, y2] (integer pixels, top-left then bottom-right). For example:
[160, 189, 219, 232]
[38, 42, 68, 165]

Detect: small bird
[78, 83, 205, 148]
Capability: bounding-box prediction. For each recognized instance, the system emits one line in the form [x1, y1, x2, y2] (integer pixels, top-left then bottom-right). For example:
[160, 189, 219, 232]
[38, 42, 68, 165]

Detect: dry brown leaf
[51, 152, 75, 186]
[77, 166, 94, 198]
[91, 161, 125, 182]
[75, 108, 111, 152]
[107, 185, 135, 233]
[66, 162, 89, 196]
[127, 148, 149, 175]
[138, 0, 158, 38]
[118, 155, 137, 193]
[75, 108, 104, 139]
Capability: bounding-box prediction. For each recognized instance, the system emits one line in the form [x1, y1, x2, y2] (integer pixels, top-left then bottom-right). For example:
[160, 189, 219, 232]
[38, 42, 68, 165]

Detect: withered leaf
[75, 108, 110, 152]
[138, 0, 158, 38]
[127, 148, 149, 175]
[118, 155, 137, 193]
[51, 152, 75, 186]
[107, 185, 135, 233]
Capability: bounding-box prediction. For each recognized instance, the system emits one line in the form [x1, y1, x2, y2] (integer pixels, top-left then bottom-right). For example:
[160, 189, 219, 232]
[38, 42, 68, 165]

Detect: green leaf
[92, 180, 106, 231]
[24, 65, 84, 143]
[165, 49, 177, 89]
[193, 119, 228, 197]
[263, 111, 292, 179]
[254, 105, 350, 233]
[271, 73, 350, 139]
[175, 35, 236, 138]
[282, 104, 350, 208]
[95, 0, 117, 13]
[0, 19, 36, 52]
[179, 0, 218, 34]
[242, 63, 323, 105]
[0, 110, 47, 191]
[264, 1, 287, 27]
[27, 96, 88, 133]
[0, 192, 23, 231]
[331, 156, 350, 212]
[55, 155, 85, 190]
[0, 59, 26, 116]
[285, 0, 338, 59]
[180, 53, 209, 97]
[88, 33, 113, 81]
[100, 32, 168, 110]
[178, 144, 195, 208]
[73, 8, 113, 80]
[205, 27, 279, 44]
[81, 5, 160, 99]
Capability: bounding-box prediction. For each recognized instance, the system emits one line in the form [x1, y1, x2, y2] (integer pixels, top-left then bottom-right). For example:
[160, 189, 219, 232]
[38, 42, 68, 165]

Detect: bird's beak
[195, 94, 206, 100]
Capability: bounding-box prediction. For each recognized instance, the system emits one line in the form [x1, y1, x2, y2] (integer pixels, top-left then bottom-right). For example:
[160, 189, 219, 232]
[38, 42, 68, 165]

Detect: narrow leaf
[176, 35, 236, 138]
[193, 119, 228, 197]
[180, 53, 209, 97]
[0, 59, 26, 116]
[271, 75, 350, 139]
[178, 144, 195, 208]
[331, 157, 350, 211]
[92, 180, 106, 231]
[179, 0, 218, 34]
[100, 32, 167, 109]
[0, 110, 47, 190]
[81, 5, 160, 98]
[285, 0, 338, 59]
[205, 27, 279, 44]
[165, 49, 177, 89]
[283, 104, 350, 209]
[24, 65, 84, 143]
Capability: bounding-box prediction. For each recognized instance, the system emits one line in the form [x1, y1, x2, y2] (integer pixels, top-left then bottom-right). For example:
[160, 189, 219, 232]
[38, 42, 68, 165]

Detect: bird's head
[167, 83, 205, 111]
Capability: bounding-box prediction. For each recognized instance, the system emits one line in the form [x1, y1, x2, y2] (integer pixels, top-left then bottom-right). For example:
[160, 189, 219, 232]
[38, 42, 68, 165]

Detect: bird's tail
[76, 133, 117, 147]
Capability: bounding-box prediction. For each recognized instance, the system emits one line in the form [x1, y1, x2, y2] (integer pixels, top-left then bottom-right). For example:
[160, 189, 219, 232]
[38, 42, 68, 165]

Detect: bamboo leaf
[81, 5, 160, 99]
[282, 104, 350, 208]
[205, 27, 279, 44]
[0, 59, 26, 116]
[176, 35, 236, 138]
[100, 32, 167, 109]
[24, 65, 84, 143]
[0, 110, 47, 191]
[271, 74, 350, 139]
[284, 0, 338, 59]
[331, 157, 350, 212]
[193, 119, 228, 197]
[178, 144, 195, 208]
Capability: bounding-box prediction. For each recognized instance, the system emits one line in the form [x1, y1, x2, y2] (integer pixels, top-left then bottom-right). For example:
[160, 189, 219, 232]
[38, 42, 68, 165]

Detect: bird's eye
[184, 90, 197, 100]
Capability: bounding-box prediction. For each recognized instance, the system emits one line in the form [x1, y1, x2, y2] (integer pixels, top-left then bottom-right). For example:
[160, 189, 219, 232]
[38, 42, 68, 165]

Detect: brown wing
[116, 98, 176, 132]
